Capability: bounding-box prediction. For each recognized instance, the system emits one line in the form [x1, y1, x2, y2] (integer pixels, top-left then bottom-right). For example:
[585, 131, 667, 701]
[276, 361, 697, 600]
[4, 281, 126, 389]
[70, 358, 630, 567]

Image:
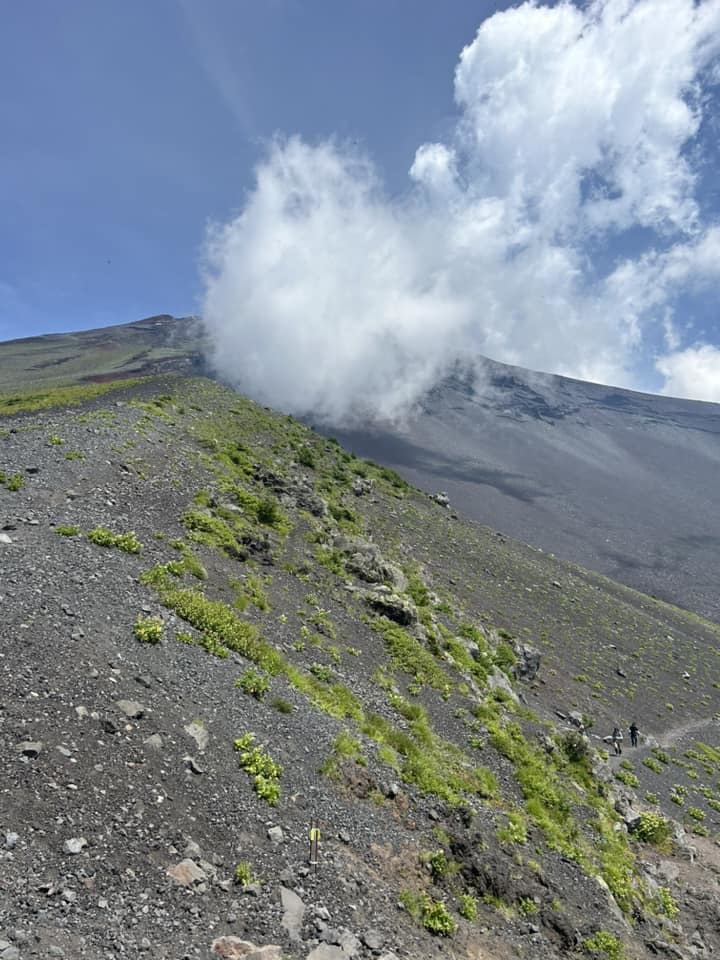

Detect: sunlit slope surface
[0, 314, 206, 389]
[332, 361, 720, 623]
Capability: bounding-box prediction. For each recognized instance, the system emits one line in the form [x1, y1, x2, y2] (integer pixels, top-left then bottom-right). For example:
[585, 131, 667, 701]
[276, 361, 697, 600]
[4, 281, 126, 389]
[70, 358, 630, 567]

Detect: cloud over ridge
[201, 0, 720, 422]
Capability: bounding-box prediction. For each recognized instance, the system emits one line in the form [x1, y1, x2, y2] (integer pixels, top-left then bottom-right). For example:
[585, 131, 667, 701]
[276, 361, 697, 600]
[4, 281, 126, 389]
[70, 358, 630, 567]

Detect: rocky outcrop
[365, 586, 418, 626]
[512, 641, 541, 681]
[334, 535, 407, 591]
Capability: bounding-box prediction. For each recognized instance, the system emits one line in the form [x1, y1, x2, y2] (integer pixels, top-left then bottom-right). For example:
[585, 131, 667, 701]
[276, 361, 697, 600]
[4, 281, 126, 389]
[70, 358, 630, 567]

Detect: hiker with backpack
[629, 722, 639, 748]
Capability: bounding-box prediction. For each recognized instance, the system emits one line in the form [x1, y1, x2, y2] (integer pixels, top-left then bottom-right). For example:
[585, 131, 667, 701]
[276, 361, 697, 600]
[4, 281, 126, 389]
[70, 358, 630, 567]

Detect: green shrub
[133, 615, 163, 644]
[156, 585, 283, 674]
[426, 849, 450, 879]
[494, 641, 517, 673]
[373, 619, 451, 693]
[655, 887, 679, 919]
[55, 525, 80, 537]
[234, 733, 281, 806]
[518, 897, 539, 916]
[236, 668, 271, 700]
[458, 893, 478, 921]
[309, 662, 333, 683]
[286, 666, 363, 720]
[87, 527, 142, 553]
[613, 770, 639, 788]
[633, 812, 671, 846]
[234, 861, 255, 887]
[642, 756, 663, 774]
[297, 446, 315, 468]
[48, 434, 65, 445]
[582, 930, 626, 960]
[497, 811, 528, 845]
[256, 496, 282, 526]
[6, 473, 25, 492]
[559, 730, 589, 763]
[406, 572, 430, 608]
[422, 898, 457, 936]
[401, 891, 456, 935]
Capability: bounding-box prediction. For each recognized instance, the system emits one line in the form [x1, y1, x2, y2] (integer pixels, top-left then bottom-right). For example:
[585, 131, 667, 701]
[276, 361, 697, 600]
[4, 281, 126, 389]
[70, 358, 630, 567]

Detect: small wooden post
[309, 820, 321, 874]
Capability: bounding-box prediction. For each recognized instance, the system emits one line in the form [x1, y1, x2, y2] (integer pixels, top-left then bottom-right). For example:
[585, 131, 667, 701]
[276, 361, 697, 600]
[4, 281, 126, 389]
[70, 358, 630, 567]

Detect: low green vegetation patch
[87, 527, 142, 553]
[234, 733, 281, 806]
[285, 665, 363, 721]
[55, 524, 80, 537]
[182, 508, 243, 553]
[582, 930, 626, 960]
[0, 472, 25, 491]
[373, 619, 452, 694]
[133, 615, 163, 644]
[631, 812, 672, 847]
[234, 861, 255, 887]
[0, 377, 144, 416]
[236, 667, 271, 700]
[321, 730, 366, 780]
[156, 583, 283, 673]
[362, 697, 498, 805]
[400, 890, 457, 936]
[232, 573, 270, 612]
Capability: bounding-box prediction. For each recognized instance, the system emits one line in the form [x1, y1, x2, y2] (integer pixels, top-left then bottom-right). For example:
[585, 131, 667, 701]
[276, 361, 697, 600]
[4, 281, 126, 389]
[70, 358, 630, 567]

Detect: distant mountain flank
[0, 314, 207, 390]
[331, 361, 720, 624]
[2, 313, 719, 622]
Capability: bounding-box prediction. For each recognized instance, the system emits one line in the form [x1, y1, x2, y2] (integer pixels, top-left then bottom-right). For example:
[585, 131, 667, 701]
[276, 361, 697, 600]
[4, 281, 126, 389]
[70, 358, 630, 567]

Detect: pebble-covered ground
[1, 376, 719, 960]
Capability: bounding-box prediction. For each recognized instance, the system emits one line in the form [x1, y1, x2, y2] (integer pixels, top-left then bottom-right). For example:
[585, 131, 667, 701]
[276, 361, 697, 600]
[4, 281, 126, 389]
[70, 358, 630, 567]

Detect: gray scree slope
[331, 359, 720, 623]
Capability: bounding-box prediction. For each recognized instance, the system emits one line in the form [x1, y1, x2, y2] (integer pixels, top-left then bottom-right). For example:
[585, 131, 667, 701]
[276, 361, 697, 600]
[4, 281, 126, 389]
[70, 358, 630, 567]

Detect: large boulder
[487, 667, 519, 703]
[512, 641, 541, 681]
[335, 536, 407, 591]
[365, 586, 418, 627]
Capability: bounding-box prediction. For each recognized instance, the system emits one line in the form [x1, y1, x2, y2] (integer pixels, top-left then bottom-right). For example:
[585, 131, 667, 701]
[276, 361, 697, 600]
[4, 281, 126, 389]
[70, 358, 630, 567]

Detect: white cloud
[657, 344, 720, 401]
[201, 0, 720, 423]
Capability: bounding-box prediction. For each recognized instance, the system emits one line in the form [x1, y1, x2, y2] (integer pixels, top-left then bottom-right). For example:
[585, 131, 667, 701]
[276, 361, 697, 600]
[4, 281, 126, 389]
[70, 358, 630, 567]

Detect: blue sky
[2, 0, 720, 413]
[0, 1, 495, 335]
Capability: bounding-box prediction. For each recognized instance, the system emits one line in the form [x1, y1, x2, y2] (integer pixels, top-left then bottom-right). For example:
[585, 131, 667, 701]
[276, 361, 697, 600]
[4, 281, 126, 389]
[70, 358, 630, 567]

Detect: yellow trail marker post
[309, 821, 321, 874]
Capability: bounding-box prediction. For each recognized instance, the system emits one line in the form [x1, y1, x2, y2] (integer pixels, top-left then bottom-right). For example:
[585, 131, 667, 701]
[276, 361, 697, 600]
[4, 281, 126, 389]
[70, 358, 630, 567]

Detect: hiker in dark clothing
[629, 722, 639, 748]
[611, 726, 623, 755]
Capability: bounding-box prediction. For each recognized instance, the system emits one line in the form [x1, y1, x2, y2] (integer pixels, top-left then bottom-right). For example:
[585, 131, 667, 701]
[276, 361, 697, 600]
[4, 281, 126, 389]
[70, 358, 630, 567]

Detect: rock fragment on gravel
[211, 939, 282, 959]
[167, 858, 208, 886]
[183, 754, 204, 774]
[17, 740, 42, 757]
[306, 946, 347, 960]
[184, 720, 209, 752]
[116, 699, 145, 718]
[63, 837, 87, 855]
[280, 886, 305, 941]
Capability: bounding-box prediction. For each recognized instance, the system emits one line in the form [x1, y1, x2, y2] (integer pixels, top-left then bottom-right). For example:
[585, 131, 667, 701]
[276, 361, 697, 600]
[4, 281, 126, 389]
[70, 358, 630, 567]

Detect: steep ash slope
[1, 376, 719, 960]
[332, 359, 720, 624]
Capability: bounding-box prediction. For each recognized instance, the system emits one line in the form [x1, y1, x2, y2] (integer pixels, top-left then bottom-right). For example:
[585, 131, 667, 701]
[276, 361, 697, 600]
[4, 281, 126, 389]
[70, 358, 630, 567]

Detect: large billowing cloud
[201, 0, 720, 422]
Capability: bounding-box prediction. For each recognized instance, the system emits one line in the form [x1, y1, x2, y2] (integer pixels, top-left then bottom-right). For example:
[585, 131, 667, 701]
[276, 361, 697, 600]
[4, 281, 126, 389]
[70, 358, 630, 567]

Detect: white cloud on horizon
[201, 0, 720, 423]
[657, 344, 720, 401]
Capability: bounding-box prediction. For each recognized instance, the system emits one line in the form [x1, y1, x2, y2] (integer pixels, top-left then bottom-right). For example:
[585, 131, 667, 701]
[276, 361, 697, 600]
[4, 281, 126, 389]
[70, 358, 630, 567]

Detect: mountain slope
[332, 360, 720, 623]
[1, 375, 719, 960]
[3, 315, 719, 625]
